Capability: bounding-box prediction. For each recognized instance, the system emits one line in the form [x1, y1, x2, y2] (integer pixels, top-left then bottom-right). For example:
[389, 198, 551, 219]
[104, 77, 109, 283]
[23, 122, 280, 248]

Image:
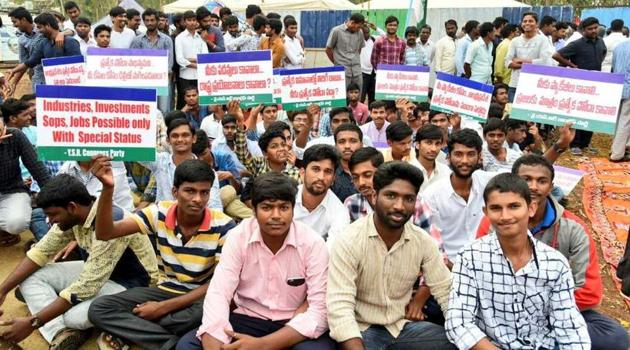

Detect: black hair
[428, 109, 446, 121]
[37, 174, 94, 208]
[487, 103, 504, 119]
[222, 114, 237, 126]
[420, 24, 431, 32]
[261, 104, 278, 114]
[164, 110, 186, 127]
[142, 8, 159, 21]
[540, 15, 556, 28]
[374, 161, 424, 194]
[416, 102, 430, 113]
[75, 17, 91, 26]
[349, 146, 384, 171]
[283, 15, 296, 23]
[182, 85, 198, 95]
[192, 129, 210, 156]
[483, 173, 532, 205]
[369, 100, 387, 111]
[252, 15, 269, 32]
[34, 13, 59, 30]
[346, 82, 360, 92]
[287, 110, 308, 123]
[330, 106, 355, 124]
[173, 13, 183, 24]
[266, 12, 281, 20]
[126, 8, 140, 18]
[405, 26, 419, 37]
[9, 7, 32, 23]
[109, 6, 126, 18]
[415, 124, 444, 143]
[493, 83, 509, 96]
[386, 121, 413, 142]
[303, 144, 340, 170]
[568, 22, 577, 31]
[196, 7, 211, 21]
[173, 159, 215, 188]
[521, 11, 538, 23]
[284, 17, 297, 28]
[245, 4, 262, 19]
[554, 21, 569, 31]
[266, 120, 290, 135]
[63, 1, 79, 11]
[501, 24, 518, 38]
[219, 7, 232, 18]
[483, 118, 506, 136]
[258, 128, 286, 153]
[444, 19, 457, 27]
[479, 22, 494, 38]
[580, 17, 599, 30]
[224, 15, 238, 27]
[505, 118, 526, 131]
[94, 24, 111, 37]
[268, 18, 283, 35]
[19, 93, 36, 102]
[210, 13, 220, 20]
[349, 13, 365, 24]
[251, 172, 298, 208]
[611, 19, 624, 32]
[512, 154, 555, 181]
[463, 20, 479, 34]
[158, 11, 168, 19]
[334, 123, 363, 143]
[385, 15, 398, 26]
[167, 118, 194, 137]
[182, 10, 196, 20]
[493, 16, 508, 29]
[1, 98, 30, 123]
[448, 128, 483, 153]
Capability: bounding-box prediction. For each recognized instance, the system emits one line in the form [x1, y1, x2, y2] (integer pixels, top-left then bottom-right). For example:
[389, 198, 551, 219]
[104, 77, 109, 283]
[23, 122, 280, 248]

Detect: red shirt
[349, 102, 370, 125]
[371, 35, 406, 68]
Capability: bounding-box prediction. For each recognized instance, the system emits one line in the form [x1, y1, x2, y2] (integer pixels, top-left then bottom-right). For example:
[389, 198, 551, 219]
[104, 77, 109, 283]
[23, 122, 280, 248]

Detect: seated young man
[347, 83, 369, 125]
[409, 124, 451, 192]
[301, 107, 373, 151]
[381, 121, 414, 163]
[87, 158, 236, 350]
[344, 147, 384, 223]
[180, 86, 211, 130]
[0, 175, 158, 349]
[331, 124, 364, 202]
[294, 144, 350, 242]
[476, 156, 629, 350]
[482, 118, 521, 172]
[360, 101, 390, 148]
[328, 161, 455, 350]
[177, 173, 335, 350]
[446, 173, 590, 350]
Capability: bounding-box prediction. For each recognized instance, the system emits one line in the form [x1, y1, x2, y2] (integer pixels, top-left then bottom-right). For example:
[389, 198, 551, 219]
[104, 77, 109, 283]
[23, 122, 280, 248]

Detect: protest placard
[42, 55, 85, 86]
[197, 50, 274, 106]
[36, 85, 157, 161]
[375, 64, 429, 102]
[430, 72, 494, 122]
[511, 64, 624, 134]
[280, 66, 346, 111]
[553, 165, 585, 195]
[85, 47, 169, 96]
[273, 69, 282, 104]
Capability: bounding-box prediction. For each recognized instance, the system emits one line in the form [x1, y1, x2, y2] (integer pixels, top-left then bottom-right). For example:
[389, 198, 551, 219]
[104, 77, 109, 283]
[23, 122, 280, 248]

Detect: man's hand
[405, 298, 426, 321]
[89, 155, 114, 188]
[132, 301, 167, 321]
[286, 150, 297, 166]
[181, 104, 191, 113]
[53, 241, 78, 262]
[0, 316, 35, 343]
[0, 122, 12, 142]
[55, 32, 64, 48]
[216, 171, 233, 182]
[227, 100, 244, 124]
[249, 104, 264, 120]
[555, 122, 575, 150]
[222, 329, 267, 350]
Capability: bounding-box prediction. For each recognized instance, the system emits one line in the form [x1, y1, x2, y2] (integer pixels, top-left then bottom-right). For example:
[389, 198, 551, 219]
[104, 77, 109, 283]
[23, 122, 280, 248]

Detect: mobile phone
[286, 277, 305, 287]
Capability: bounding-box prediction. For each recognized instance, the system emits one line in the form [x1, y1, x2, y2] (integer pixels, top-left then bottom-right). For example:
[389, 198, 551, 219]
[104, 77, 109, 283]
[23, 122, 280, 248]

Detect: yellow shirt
[494, 38, 512, 85]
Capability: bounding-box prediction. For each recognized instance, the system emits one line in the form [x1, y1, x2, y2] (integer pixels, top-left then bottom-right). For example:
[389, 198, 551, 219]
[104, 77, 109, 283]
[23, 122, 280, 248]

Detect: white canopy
[163, 0, 358, 13]
[359, 0, 529, 10]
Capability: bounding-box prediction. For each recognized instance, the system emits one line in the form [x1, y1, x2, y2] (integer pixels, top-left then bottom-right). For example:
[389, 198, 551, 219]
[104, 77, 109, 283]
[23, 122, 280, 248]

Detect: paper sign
[36, 85, 157, 161]
[431, 72, 494, 122]
[42, 55, 85, 86]
[511, 64, 624, 134]
[553, 165, 585, 195]
[280, 66, 346, 111]
[375, 64, 429, 102]
[197, 50, 274, 106]
[85, 47, 169, 96]
[273, 68, 282, 104]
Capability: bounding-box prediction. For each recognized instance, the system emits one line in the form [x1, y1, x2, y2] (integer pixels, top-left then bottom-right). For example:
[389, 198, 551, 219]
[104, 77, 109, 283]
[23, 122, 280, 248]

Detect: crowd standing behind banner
[0, 2, 629, 350]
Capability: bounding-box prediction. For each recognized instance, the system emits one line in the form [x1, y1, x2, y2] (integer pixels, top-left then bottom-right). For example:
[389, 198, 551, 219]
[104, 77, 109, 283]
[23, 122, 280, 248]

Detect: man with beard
[293, 145, 350, 242]
[371, 16, 405, 68]
[158, 11, 169, 35]
[108, 6, 135, 49]
[260, 18, 285, 68]
[419, 25, 435, 66]
[328, 161, 455, 350]
[403, 26, 425, 66]
[435, 20, 458, 75]
[73, 17, 95, 56]
[0, 174, 158, 349]
[409, 124, 451, 193]
[476, 156, 630, 350]
[332, 124, 364, 202]
[222, 15, 240, 52]
[196, 7, 225, 52]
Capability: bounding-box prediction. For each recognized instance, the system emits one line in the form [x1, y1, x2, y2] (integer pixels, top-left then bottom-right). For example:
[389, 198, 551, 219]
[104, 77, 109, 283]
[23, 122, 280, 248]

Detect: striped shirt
[132, 201, 236, 294]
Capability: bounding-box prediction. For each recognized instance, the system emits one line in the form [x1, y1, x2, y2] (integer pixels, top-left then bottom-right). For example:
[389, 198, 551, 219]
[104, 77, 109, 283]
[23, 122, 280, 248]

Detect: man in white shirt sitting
[410, 124, 451, 193]
[108, 6, 136, 49]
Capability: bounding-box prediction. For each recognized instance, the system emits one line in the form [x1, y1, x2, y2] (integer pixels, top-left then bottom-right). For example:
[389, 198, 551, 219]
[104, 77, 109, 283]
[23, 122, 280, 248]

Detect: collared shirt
[58, 161, 134, 211]
[211, 148, 241, 187]
[226, 32, 262, 53]
[0, 128, 50, 195]
[554, 38, 566, 51]
[613, 40, 630, 99]
[197, 218, 329, 343]
[409, 157, 451, 193]
[326, 23, 365, 75]
[404, 44, 425, 66]
[505, 34, 554, 88]
[455, 34, 473, 76]
[465, 38, 493, 84]
[260, 35, 285, 68]
[223, 32, 240, 52]
[184, 106, 210, 130]
[557, 36, 606, 71]
[110, 27, 136, 49]
[567, 31, 582, 44]
[27, 201, 159, 304]
[133, 202, 235, 294]
[331, 166, 357, 202]
[283, 35, 304, 69]
[75, 35, 96, 56]
[481, 145, 522, 172]
[175, 30, 209, 80]
[294, 185, 350, 242]
[419, 39, 435, 66]
[602, 32, 627, 72]
[494, 38, 512, 85]
[360, 121, 390, 148]
[234, 128, 300, 181]
[361, 37, 376, 74]
[130, 31, 174, 72]
[343, 193, 373, 223]
[446, 232, 590, 350]
[25, 35, 81, 70]
[434, 35, 457, 74]
[327, 214, 452, 341]
[371, 35, 406, 68]
[17, 29, 45, 84]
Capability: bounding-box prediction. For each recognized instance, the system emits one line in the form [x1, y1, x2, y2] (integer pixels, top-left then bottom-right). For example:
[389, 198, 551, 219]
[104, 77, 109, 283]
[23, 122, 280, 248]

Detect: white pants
[0, 192, 31, 235]
[611, 99, 630, 160]
[19, 261, 126, 343]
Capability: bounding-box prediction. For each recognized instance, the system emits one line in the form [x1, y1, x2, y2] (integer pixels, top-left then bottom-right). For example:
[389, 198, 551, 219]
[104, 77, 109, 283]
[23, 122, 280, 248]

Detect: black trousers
[361, 71, 376, 105]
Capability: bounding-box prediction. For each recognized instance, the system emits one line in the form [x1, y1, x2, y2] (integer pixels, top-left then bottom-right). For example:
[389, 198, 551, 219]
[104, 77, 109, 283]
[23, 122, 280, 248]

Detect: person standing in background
[434, 19, 458, 75]
[326, 13, 366, 96]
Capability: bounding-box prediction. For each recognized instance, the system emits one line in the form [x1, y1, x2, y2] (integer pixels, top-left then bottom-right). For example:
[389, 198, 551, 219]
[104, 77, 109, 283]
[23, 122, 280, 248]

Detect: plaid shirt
[371, 35, 406, 68]
[234, 127, 300, 182]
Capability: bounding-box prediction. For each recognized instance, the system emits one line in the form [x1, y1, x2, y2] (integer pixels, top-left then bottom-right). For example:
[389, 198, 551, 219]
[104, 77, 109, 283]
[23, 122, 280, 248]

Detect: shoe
[585, 146, 598, 154]
[570, 147, 583, 156]
[49, 328, 91, 350]
[96, 332, 129, 350]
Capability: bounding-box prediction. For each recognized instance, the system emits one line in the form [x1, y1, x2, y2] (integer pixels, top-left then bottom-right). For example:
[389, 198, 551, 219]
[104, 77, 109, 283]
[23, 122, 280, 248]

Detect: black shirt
[0, 128, 50, 194]
[557, 36, 606, 71]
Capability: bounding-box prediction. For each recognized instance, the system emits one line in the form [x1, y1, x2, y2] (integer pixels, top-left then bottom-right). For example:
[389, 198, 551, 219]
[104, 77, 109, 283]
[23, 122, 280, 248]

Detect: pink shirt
[349, 102, 370, 125]
[196, 218, 329, 343]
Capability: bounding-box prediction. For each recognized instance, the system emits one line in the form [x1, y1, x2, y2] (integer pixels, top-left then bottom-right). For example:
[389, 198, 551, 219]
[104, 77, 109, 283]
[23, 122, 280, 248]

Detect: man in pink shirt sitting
[176, 172, 334, 350]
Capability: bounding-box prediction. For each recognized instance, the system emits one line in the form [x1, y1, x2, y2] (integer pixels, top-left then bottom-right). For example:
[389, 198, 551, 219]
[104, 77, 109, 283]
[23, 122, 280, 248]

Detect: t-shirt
[349, 102, 369, 125]
[505, 34, 554, 88]
[110, 27, 137, 49]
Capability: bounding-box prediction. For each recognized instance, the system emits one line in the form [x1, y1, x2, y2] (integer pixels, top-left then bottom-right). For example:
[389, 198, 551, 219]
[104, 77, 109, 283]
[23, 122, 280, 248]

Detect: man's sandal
[97, 332, 129, 350]
[0, 233, 20, 247]
[49, 328, 91, 350]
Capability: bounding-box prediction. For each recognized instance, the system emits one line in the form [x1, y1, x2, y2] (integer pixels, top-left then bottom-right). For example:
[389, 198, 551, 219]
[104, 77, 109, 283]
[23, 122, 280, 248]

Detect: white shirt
[566, 31, 582, 44]
[419, 39, 435, 66]
[294, 185, 350, 245]
[409, 157, 451, 193]
[58, 161, 134, 211]
[283, 35, 304, 69]
[63, 19, 75, 32]
[505, 34, 554, 88]
[175, 30, 209, 80]
[223, 32, 239, 53]
[361, 38, 375, 74]
[109, 27, 136, 49]
[481, 144, 522, 172]
[74, 35, 96, 56]
[602, 32, 628, 72]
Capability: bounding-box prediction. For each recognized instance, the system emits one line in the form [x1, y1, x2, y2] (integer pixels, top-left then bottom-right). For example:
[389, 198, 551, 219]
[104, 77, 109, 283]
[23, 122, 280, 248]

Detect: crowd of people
[0, 2, 629, 350]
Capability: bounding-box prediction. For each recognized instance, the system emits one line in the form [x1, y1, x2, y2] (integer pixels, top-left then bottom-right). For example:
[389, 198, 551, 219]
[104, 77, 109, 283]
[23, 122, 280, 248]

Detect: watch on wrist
[31, 316, 44, 329]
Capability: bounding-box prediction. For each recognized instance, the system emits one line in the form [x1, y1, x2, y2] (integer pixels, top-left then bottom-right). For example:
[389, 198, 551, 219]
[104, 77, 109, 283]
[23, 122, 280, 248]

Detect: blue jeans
[582, 309, 629, 350]
[30, 208, 50, 241]
[361, 321, 456, 350]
